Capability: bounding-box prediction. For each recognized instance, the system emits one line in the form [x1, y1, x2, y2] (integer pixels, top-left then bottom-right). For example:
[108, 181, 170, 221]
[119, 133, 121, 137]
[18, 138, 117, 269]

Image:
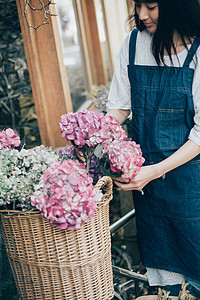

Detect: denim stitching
[135, 86, 190, 91]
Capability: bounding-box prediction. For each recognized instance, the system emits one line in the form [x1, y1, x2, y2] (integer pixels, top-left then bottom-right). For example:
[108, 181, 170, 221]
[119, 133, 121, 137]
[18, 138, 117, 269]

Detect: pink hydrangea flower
[99, 115, 127, 147]
[0, 128, 21, 150]
[59, 110, 127, 148]
[60, 110, 104, 148]
[31, 160, 103, 230]
[104, 140, 145, 183]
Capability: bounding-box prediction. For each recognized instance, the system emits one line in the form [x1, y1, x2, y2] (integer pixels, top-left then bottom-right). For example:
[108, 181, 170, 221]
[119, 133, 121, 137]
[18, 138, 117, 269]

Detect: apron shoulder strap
[129, 28, 138, 65]
[183, 36, 200, 67]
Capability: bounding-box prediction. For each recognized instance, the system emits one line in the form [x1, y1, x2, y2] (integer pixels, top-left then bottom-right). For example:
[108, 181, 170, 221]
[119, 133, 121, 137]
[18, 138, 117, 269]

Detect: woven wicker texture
[0, 176, 114, 300]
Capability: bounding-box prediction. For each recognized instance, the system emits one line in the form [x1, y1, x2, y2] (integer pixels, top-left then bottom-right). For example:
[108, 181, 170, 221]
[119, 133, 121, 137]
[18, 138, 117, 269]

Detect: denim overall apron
[128, 29, 200, 280]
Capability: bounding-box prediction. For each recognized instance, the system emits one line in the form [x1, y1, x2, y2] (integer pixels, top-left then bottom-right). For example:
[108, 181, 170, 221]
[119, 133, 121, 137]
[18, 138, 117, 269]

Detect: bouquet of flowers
[0, 128, 104, 231]
[59, 110, 145, 183]
[31, 160, 103, 230]
[0, 106, 145, 230]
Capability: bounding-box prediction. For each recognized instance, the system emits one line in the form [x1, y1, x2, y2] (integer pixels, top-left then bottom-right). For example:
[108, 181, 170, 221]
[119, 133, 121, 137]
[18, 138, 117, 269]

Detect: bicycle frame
[110, 209, 148, 299]
[110, 209, 136, 236]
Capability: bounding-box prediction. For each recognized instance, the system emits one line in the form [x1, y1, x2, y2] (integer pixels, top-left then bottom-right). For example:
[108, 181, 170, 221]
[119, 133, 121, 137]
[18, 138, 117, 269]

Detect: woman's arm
[106, 109, 131, 124]
[114, 139, 200, 191]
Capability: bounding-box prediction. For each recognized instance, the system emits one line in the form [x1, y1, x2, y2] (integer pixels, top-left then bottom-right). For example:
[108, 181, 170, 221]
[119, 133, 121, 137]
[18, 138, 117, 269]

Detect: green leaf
[94, 144, 103, 158]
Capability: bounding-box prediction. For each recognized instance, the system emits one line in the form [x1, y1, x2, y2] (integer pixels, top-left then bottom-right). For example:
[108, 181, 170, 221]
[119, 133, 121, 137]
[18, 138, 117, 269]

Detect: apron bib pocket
[158, 108, 186, 150]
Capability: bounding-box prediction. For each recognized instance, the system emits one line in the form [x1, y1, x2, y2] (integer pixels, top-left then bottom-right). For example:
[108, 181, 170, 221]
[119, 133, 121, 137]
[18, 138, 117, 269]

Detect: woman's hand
[75, 148, 86, 164]
[114, 140, 200, 191]
[113, 164, 160, 191]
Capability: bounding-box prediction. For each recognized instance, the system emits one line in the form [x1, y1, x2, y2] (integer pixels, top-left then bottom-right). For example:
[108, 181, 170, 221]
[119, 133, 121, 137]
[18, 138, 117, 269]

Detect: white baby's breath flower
[0, 145, 59, 211]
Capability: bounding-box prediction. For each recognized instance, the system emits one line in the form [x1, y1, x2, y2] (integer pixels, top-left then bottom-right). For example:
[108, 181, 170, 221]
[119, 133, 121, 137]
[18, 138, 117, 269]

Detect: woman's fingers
[75, 148, 86, 163]
[113, 165, 158, 191]
[112, 177, 125, 182]
[114, 180, 143, 191]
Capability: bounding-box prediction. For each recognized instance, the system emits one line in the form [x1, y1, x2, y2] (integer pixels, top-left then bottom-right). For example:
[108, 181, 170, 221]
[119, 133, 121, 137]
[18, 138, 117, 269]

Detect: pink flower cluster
[0, 128, 21, 150]
[104, 140, 145, 183]
[31, 160, 103, 230]
[102, 115, 127, 147]
[59, 110, 127, 148]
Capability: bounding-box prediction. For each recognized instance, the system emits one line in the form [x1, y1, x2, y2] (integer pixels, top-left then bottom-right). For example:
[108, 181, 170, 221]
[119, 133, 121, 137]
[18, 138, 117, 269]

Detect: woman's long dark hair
[130, 0, 200, 65]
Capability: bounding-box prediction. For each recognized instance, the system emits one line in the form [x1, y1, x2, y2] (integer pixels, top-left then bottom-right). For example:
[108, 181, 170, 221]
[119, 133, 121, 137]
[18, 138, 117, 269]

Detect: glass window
[55, 0, 87, 112]
[94, 0, 113, 81]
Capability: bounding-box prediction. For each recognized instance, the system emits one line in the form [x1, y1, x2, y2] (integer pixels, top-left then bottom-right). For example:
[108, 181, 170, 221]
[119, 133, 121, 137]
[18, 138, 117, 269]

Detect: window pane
[55, 0, 87, 112]
[94, 0, 113, 81]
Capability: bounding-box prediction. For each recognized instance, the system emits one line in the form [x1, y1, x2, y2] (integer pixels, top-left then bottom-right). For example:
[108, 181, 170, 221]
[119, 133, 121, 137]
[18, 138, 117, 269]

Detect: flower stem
[13, 200, 16, 210]
[85, 147, 95, 173]
[86, 154, 90, 172]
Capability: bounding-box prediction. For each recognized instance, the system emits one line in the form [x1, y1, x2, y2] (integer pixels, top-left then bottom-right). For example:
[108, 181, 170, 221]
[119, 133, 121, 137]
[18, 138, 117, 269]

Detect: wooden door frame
[16, 0, 73, 147]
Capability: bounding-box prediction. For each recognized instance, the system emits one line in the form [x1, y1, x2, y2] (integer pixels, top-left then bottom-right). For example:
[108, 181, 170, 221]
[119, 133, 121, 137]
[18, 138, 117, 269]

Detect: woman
[107, 0, 200, 297]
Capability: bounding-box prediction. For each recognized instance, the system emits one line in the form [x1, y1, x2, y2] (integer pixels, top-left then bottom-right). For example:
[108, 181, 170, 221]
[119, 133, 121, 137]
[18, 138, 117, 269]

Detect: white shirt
[107, 29, 200, 286]
[107, 29, 200, 146]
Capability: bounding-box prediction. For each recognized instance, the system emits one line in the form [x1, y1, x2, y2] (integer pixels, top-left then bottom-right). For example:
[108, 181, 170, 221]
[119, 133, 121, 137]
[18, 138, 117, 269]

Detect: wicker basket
[0, 176, 114, 300]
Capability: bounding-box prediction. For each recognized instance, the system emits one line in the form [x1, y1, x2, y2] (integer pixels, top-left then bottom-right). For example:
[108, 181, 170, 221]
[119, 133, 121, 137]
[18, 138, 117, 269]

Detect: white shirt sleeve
[147, 268, 185, 286]
[188, 47, 200, 146]
[106, 34, 131, 111]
